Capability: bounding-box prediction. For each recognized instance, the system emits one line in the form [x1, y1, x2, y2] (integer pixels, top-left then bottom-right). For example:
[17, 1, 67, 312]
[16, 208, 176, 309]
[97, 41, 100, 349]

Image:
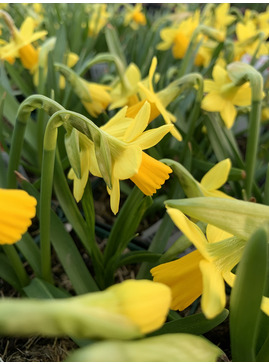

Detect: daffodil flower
[68, 102, 173, 214]
[203, 3, 236, 33]
[56, 63, 112, 118]
[124, 4, 146, 30]
[87, 4, 110, 38]
[201, 64, 252, 128]
[152, 206, 269, 318]
[136, 57, 182, 141]
[0, 188, 37, 245]
[0, 13, 47, 70]
[157, 10, 204, 66]
[151, 207, 243, 319]
[109, 63, 141, 110]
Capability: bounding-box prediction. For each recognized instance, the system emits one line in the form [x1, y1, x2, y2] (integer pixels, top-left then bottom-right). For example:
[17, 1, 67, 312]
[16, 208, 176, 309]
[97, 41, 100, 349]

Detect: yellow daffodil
[31, 37, 79, 88]
[124, 4, 146, 30]
[201, 64, 252, 128]
[234, 19, 269, 61]
[203, 3, 236, 33]
[0, 188, 37, 245]
[56, 63, 112, 118]
[157, 10, 203, 65]
[109, 63, 141, 110]
[0, 12, 47, 70]
[88, 4, 110, 37]
[152, 204, 269, 318]
[68, 102, 173, 214]
[151, 207, 241, 319]
[81, 81, 112, 118]
[137, 57, 182, 141]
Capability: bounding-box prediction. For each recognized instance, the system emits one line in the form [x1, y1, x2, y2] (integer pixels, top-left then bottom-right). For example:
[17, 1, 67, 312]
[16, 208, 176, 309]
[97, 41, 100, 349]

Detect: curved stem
[40, 112, 64, 282]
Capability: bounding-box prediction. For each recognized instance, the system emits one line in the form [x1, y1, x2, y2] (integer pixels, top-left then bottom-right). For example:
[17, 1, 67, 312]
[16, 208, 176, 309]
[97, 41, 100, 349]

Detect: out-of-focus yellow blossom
[124, 4, 146, 30]
[0, 189, 37, 245]
[157, 10, 204, 66]
[234, 19, 269, 61]
[88, 4, 110, 37]
[0, 279, 171, 339]
[68, 102, 173, 214]
[203, 3, 236, 34]
[0, 13, 47, 70]
[109, 63, 141, 109]
[201, 64, 252, 128]
[136, 57, 182, 141]
[151, 208, 236, 319]
[81, 81, 112, 118]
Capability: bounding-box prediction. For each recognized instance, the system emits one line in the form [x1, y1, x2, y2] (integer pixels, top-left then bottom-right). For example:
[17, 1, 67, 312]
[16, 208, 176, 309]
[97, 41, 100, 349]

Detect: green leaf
[230, 228, 268, 361]
[4, 62, 33, 97]
[166, 196, 269, 241]
[103, 187, 152, 285]
[23, 277, 70, 299]
[16, 233, 41, 276]
[22, 179, 99, 294]
[0, 252, 22, 292]
[105, 26, 127, 69]
[149, 309, 229, 336]
[67, 333, 222, 362]
[118, 251, 162, 267]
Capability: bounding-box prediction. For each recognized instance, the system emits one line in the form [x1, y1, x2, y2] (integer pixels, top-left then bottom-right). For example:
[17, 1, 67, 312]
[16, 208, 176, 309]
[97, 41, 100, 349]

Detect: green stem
[40, 112, 64, 282]
[2, 245, 29, 287]
[7, 120, 27, 188]
[264, 164, 269, 205]
[245, 100, 262, 198]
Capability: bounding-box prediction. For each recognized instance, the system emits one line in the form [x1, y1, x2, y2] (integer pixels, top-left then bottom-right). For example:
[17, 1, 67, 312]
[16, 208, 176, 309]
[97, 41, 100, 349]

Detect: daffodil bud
[0, 280, 171, 339]
[64, 127, 81, 179]
[67, 333, 222, 362]
[199, 24, 225, 42]
[165, 196, 269, 241]
[227, 62, 264, 102]
[55, 63, 91, 102]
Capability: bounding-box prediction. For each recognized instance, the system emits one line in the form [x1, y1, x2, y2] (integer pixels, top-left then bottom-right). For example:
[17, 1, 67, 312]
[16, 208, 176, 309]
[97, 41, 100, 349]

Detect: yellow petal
[166, 208, 208, 256]
[102, 107, 129, 138]
[133, 124, 173, 150]
[148, 57, 157, 94]
[112, 144, 142, 180]
[199, 260, 226, 319]
[19, 17, 35, 38]
[233, 83, 252, 106]
[200, 159, 231, 191]
[220, 102, 237, 128]
[204, 80, 219, 93]
[125, 63, 141, 87]
[261, 296, 269, 316]
[107, 175, 120, 215]
[212, 64, 228, 85]
[124, 101, 150, 142]
[151, 250, 203, 311]
[201, 93, 226, 112]
[206, 224, 233, 244]
[0, 189, 37, 245]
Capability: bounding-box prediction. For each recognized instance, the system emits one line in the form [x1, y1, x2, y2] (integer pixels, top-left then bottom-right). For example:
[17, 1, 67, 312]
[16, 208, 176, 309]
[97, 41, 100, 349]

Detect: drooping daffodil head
[68, 102, 174, 214]
[0, 189, 37, 245]
[201, 63, 252, 128]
